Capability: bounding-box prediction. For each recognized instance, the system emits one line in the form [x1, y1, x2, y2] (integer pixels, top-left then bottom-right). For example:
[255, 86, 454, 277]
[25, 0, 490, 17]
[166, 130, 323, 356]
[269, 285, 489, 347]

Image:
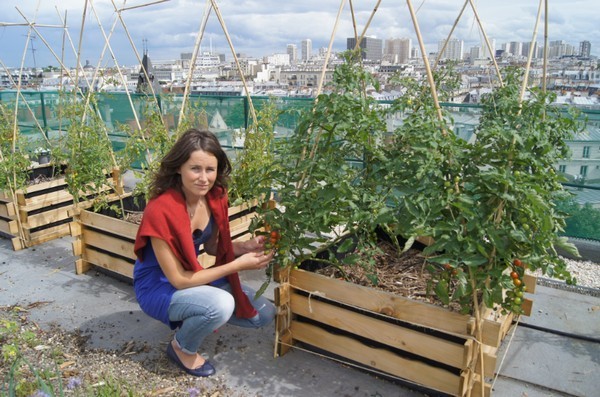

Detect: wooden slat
[79, 210, 139, 239]
[228, 199, 258, 217]
[82, 227, 136, 261]
[16, 176, 68, 196]
[0, 200, 16, 217]
[290, 292, 470, 369]
[20, 205, 71, 228]
[523, 274, 537, 294]
[289, 268, 473, 337]
[11, 237, 23, 251]
[82, 249, 134, 279]
[72, 238, 82, 257]
[290, 321, 462, 396]
[274, 284, 290, 307]
[521, 298, 534, 316]
[19, 184, 114, 211]
[0, 218, 19, 235]
[276, 328, 293, 357]
[470, 374, 492, 397]
[229, 212, 257, 234]
[17, 188, 73, 209]
[21, 223, 71, 247]
[198, 252, 216, 268]
[75, 258, 91, 275]
[481, 345, 498, 378]
[69, 221, 82, 237]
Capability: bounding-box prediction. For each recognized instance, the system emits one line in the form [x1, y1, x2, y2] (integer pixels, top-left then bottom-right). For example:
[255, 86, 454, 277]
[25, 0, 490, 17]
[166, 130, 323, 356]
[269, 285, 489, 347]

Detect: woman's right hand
[235, 250, 274, 271]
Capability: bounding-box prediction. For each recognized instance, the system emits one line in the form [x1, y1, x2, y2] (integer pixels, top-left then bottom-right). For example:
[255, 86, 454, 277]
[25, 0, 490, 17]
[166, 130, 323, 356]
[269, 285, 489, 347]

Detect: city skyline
[0, 0, 597, 69]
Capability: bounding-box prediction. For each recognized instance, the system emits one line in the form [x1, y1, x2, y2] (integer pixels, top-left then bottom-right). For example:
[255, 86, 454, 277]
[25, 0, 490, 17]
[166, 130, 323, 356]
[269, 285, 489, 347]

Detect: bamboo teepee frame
[2, 1, 556, 393]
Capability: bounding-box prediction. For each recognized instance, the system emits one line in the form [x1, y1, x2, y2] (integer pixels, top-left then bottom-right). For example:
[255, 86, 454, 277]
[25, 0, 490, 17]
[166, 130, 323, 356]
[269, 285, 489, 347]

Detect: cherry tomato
[513, 258, 523, 267]
[513, 278, 522, 287]
[510, 271, 519, 279]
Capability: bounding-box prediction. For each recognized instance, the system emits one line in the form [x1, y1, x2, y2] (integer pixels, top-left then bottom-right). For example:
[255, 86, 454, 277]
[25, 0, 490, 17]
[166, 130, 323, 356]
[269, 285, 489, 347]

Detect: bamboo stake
[52, 7, 94, 92]
[73, 0, 121, 168]
[58, 8, 66, 92]
[467, 0, 503, 86]
[349, 0, 358, 42]
[110, 0, 161, 105]
[12, 8, 38, 147]
[0, 59, 48, 142]
[15, 8, 89, 97]
[118, 0, 171, 12]
[209, 0, 258, 126]
[434, 0, 468, 67]
[519, 0, 544, 103]
[9, 0, 42, 245]
[355, 0, 382, 52]
[180, 0, 212, 128]
[542, 0, 548, 93]
[314, 0, 347, 98]
[468, 267, 486, 397]
[406, 0, 444, 126]
[74, 0, 89, 91]
[108, 0, 149, 134]
[293, 0, 347, 193]
[0, 22, 64, 28]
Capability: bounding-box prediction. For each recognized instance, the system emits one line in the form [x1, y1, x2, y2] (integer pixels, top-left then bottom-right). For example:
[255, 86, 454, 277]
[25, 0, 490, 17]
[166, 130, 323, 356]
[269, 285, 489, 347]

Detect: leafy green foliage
[116, 98, 177, 201]
[51, 93, 117, 207]
[254, 50, 392, 278]
[255, 59, 581, 314]
[229, 98, 279, 205]
[556, 196, 600, 240]
[0, 103, 31, 195]
[385, 67, 582, 313]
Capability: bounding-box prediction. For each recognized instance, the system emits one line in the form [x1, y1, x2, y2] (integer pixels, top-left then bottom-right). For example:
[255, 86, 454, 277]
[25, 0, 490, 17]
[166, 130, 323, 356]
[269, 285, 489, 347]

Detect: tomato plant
[253, 54, 580, 314]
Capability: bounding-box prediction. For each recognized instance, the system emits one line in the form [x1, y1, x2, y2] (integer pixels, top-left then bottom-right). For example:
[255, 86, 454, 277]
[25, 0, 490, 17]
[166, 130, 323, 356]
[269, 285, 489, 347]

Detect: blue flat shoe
[166, 342, 216, 377]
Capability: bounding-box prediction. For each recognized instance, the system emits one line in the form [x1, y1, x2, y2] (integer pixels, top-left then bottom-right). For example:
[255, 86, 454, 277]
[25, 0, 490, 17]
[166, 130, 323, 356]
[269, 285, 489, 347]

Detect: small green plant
[51, 92, 118, 207]
[116, 95, 206, 203]
[0, 103, 31, 197]
[229, 97, 280, 205]
[1, 309, 145, 397]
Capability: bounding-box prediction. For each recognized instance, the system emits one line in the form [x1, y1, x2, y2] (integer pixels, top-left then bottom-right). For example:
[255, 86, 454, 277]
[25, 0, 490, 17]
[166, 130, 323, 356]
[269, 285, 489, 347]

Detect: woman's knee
[170, 286, 234, 323]
[215, 291, 235, 322]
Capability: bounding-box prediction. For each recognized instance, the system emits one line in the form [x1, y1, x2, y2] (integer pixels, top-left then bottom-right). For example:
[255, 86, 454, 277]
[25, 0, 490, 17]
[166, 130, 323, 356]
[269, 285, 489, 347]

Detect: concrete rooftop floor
[1, 236, 598, 397]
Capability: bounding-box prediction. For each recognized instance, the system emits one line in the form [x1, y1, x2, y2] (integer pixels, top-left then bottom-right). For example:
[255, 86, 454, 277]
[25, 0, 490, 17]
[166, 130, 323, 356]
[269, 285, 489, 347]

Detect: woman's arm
[152, 237, 272, 290]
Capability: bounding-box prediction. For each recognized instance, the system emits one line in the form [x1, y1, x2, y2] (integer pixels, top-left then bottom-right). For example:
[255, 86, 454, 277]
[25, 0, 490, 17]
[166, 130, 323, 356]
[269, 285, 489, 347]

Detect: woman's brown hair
[148, 129, 232, 199]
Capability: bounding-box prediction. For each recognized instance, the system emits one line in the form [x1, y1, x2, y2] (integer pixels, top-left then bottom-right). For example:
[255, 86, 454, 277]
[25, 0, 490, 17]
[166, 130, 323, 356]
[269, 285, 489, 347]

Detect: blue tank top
[133, 216, 215, 328]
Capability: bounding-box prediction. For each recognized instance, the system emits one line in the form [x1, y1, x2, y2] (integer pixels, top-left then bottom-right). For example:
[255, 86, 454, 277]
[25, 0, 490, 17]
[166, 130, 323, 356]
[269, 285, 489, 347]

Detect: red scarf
[134, 187, 257, 318]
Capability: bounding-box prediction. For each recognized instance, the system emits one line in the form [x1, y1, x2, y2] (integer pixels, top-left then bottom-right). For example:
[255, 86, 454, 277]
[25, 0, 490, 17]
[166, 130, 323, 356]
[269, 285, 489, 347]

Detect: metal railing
[2, 90, 599, 242]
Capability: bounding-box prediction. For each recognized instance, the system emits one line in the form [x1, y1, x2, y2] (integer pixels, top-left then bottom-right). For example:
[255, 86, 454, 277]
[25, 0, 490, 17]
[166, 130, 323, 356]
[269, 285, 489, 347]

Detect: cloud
[0, 0, 597, 68]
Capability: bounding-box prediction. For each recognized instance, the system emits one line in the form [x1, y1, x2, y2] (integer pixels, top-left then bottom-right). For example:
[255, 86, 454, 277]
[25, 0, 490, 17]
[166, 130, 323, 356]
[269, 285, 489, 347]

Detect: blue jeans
[168, 283, 275, 355]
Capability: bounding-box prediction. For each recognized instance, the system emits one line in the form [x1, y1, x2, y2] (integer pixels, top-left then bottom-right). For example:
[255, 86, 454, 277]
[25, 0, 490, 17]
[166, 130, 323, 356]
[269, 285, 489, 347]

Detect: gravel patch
[531, 257, 600, 297]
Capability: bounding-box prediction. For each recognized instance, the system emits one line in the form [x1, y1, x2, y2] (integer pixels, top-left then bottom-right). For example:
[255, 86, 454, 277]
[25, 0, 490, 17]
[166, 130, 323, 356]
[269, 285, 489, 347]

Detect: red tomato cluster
[505, 258, 527, 312]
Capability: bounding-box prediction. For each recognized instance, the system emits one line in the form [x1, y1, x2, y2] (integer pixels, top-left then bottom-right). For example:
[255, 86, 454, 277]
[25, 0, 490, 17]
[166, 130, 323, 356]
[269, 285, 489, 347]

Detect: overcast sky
[0, 0, 598, 69]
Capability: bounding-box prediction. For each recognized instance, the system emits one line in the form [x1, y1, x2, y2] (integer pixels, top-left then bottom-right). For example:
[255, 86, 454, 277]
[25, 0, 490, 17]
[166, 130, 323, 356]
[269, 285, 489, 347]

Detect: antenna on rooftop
[22, 34, 38, 69]
[143, 37, 148, 55]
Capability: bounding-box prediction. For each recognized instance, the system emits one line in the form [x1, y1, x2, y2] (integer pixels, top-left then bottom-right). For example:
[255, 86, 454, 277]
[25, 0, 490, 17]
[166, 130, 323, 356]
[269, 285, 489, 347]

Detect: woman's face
[178, 149, 218, 199]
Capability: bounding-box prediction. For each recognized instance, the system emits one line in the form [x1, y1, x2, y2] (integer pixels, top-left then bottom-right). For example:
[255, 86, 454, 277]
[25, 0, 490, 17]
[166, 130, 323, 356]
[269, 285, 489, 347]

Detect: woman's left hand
[245, 235, 266, 253]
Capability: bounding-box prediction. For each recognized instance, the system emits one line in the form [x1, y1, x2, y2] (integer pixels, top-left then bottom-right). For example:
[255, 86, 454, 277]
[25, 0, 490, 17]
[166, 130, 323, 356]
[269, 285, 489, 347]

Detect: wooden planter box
[70, 197, 271, 279]
[0, 164, 120, 250]
[274, 259, 536, 397]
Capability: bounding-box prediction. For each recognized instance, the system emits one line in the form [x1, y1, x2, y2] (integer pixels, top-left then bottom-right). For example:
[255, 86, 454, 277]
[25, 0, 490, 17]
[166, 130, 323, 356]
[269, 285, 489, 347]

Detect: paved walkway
[1, 236, 598, 396]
